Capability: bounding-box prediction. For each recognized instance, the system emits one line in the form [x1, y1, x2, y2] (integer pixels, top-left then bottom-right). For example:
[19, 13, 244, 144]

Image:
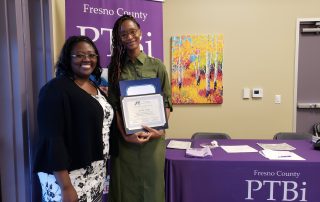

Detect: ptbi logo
[245, 180, 307, 201]
[76, 26, 153, 57]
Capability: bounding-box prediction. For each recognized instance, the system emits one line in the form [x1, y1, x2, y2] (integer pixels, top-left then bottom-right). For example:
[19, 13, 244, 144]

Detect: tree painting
[171, 34, 224, 104]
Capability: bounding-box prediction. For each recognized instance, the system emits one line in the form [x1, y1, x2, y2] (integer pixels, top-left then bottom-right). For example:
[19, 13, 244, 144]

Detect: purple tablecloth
[165, 139, 320, 202]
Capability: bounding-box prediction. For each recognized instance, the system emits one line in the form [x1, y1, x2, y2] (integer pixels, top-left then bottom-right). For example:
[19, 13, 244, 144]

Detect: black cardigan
[33, 75, 118, 173]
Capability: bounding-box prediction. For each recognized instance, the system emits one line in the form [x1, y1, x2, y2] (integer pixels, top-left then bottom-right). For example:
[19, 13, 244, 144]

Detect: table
[165, 139, 320, 202]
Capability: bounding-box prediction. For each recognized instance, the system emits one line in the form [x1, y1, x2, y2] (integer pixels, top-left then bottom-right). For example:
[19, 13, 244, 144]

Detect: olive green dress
[108, 52, 172, 202]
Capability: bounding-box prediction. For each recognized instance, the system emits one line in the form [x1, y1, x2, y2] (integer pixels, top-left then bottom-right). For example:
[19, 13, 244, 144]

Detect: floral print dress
[38, 90, 114, 202]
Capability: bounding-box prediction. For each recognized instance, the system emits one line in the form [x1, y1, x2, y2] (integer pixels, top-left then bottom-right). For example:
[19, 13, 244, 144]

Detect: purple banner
[65, 0, 163, 68]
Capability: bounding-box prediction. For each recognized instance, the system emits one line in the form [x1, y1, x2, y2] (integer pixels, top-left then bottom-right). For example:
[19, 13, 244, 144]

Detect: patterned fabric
[38, 90, 113, 202]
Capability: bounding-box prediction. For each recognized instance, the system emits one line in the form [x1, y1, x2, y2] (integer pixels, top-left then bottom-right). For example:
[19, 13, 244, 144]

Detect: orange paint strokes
[171, 34, 224, 104]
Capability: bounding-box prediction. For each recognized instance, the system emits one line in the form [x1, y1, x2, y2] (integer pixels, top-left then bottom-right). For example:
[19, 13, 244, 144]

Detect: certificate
[121, 93, 168, 134]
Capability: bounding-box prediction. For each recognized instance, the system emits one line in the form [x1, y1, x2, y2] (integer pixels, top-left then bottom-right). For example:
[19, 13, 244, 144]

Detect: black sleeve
[33, 84, 70, 173]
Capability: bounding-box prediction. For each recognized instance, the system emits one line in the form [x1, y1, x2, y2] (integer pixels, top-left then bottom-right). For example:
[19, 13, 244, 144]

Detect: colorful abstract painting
[171, 34, 224, 104]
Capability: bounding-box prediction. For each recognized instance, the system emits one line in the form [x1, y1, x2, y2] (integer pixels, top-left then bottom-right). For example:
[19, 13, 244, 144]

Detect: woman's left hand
[141, 125, 165, 140]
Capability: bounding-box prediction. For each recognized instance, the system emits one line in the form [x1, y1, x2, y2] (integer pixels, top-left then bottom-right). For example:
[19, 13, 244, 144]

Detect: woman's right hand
[53, 170, 78, 202]
[124, 131, 151, 144]
[61, 184, 78, 202]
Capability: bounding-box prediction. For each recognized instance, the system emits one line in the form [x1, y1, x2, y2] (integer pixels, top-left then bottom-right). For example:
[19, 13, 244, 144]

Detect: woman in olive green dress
[107, 15, 172, 202]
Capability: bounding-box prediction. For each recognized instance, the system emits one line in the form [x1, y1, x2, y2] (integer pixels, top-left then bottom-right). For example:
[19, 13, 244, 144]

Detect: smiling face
[119, 19, 141, 52]
[70, 41, 97, 80]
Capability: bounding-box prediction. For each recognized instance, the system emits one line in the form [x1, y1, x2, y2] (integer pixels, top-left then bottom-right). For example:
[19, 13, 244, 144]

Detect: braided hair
[56, 35, 102, 82]
[108, 15, 140, 85]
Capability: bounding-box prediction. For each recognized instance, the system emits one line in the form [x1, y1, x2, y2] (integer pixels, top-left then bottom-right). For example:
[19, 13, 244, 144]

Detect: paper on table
[167, 140, 192, 149]
[257, 143, 296, 151]
[220, 145, 258, 153]
[186, 147, 212, 158]
[200, 140, 219, 149]
[259, 149, 305, 160]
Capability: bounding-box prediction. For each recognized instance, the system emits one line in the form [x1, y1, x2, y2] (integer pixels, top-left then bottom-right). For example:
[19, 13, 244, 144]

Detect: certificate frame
[120, 93, 168, 134]
[119, 78, 161, 96]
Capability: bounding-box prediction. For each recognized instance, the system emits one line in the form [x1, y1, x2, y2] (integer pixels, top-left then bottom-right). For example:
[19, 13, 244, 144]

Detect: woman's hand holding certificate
[142, 125, 165, 140]
[121, 94, 168, 134]
[124, 131, 151, 144]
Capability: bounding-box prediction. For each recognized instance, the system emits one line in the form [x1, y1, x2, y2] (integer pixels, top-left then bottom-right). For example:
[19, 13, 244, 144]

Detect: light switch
[243, 88, 250, 99]
[275, 95, 281, 104]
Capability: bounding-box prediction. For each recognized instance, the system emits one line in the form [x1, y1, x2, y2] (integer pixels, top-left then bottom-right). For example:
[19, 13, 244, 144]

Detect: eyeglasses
[120, 29, 139, 40]
[71, 53, 98, 60]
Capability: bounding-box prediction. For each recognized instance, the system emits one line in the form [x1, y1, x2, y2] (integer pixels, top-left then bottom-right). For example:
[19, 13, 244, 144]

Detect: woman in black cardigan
[34, 35, 116, 202]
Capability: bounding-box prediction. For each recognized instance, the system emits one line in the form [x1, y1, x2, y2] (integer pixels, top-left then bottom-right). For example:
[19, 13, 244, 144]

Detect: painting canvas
[171, 34, 224, 104]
